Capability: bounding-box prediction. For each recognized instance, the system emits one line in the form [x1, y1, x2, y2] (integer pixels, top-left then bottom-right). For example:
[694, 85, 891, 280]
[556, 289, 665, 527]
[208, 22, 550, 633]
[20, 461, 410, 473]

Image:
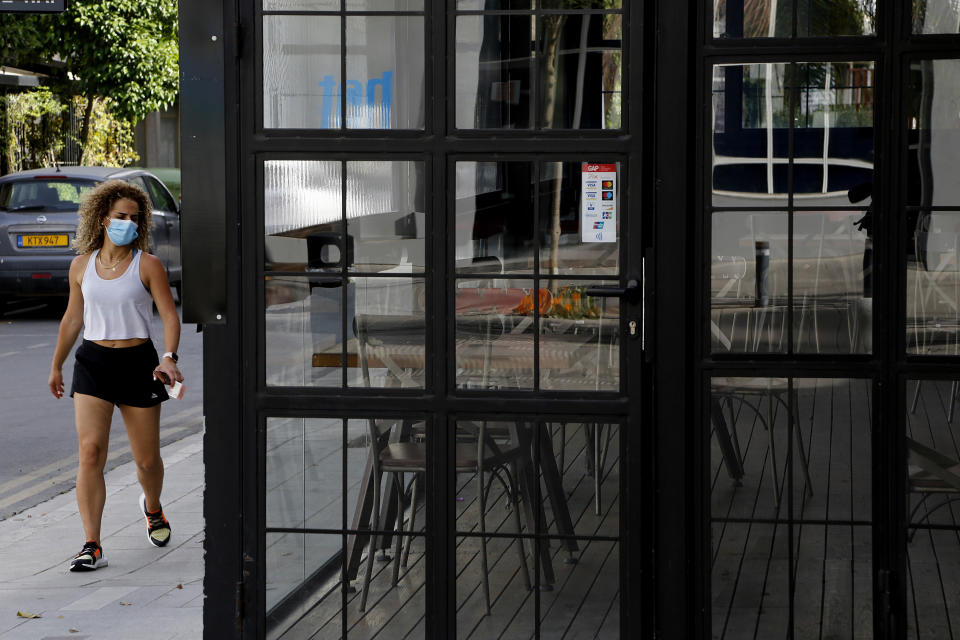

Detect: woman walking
[48, 180, 183, 571]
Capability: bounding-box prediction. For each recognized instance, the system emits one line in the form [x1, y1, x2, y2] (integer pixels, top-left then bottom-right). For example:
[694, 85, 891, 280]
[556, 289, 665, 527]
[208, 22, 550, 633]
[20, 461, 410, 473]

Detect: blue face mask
[105, 218, 138, 246]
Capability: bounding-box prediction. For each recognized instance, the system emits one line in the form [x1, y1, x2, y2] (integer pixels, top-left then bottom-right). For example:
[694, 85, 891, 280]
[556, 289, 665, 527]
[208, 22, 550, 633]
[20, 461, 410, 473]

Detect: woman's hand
[153, 359, 183, 387]
[49, 367, 65, 399]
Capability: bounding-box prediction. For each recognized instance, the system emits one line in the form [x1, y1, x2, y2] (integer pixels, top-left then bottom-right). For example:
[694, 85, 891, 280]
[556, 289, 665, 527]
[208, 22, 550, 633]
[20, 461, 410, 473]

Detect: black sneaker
[139, 493, 172, 547]
[69, 541, 107, 571]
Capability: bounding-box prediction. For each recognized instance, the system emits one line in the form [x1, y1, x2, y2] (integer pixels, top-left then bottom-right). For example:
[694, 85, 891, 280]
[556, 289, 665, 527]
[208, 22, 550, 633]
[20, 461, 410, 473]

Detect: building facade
[182, 1, 960, 638]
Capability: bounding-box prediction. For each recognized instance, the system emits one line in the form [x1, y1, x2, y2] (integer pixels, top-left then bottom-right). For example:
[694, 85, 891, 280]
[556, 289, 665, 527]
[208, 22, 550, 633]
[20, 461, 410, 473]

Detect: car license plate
[17, 234, 69, 248]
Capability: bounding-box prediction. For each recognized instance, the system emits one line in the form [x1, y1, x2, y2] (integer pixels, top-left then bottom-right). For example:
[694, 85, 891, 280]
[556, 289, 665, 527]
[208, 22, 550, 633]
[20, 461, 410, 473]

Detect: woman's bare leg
[75, 393, 114, 543]
[119, 403, 164, 511]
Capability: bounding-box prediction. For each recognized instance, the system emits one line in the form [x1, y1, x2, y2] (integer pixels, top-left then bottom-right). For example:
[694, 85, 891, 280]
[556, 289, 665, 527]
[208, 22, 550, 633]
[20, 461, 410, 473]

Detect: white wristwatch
[162, 352, 179, 363]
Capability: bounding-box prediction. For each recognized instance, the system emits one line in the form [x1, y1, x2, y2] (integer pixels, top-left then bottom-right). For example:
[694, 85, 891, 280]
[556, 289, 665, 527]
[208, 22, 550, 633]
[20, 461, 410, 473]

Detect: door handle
[585, 279, 640, 301]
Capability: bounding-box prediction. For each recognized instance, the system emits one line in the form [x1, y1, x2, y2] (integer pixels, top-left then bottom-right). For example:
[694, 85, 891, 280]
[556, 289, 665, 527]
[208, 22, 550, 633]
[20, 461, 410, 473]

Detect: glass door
[243, 2, 642, 638]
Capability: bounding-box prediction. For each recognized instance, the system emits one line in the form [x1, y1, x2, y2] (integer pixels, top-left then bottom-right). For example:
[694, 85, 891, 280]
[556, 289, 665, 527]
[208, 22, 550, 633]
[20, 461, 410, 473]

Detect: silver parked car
[0, 167, 182, 306]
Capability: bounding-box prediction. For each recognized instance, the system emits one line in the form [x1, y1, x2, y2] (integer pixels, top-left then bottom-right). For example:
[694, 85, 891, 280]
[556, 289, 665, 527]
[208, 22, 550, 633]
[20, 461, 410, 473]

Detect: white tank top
[81, 249, 154, 341]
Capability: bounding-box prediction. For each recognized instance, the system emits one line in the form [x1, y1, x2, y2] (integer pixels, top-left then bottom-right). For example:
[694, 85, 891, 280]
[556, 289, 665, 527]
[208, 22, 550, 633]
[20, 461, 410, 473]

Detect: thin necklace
[98, 249, 131, 271]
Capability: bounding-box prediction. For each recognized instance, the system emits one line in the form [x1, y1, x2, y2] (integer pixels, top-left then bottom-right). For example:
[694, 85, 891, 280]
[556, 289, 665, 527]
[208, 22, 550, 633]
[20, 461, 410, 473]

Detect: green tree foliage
[2, 89, 64, 172]
[0, 0, 178, 161]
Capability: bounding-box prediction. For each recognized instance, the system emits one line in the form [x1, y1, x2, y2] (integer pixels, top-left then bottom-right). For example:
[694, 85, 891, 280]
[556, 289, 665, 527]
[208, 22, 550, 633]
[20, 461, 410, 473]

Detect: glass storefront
[187, 0, 960, 637]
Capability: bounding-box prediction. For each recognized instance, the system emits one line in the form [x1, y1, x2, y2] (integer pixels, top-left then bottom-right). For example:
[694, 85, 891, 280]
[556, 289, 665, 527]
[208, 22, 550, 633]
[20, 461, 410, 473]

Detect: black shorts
[71, 340, 169, 407]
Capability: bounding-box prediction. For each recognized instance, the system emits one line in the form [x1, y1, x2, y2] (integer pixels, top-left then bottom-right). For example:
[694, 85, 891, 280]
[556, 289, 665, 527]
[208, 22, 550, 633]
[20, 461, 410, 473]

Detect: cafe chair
[907, 438, 960, 542]
[711, 377, 815, 507]
[358, 419, 530, 614]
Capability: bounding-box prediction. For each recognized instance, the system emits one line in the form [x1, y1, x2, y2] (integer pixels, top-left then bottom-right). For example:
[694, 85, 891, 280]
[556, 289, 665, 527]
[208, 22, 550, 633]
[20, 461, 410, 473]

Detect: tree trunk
[78, 94, 94, 165]
[542, 16, 566, 290]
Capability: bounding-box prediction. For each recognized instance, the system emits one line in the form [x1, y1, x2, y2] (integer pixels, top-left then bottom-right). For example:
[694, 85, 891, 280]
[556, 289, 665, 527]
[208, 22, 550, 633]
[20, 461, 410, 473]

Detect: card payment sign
[581, 163, 617, 243]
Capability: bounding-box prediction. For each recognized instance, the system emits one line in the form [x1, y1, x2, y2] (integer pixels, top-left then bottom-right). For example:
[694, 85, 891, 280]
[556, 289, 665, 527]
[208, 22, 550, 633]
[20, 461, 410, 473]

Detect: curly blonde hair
[73, 180, 152, 254]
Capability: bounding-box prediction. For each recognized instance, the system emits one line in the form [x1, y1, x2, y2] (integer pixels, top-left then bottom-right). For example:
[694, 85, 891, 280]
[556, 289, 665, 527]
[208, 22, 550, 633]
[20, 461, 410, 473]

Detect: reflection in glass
[346, 161, 425, 272]
[538, 162, 620, 276]
[266, 533, 343, 633]
[542, 422, 620, 536]
[264, 16, 341, 129]
[346, 0, 423, 9]
[455, 279, 534, 389]
[797, 0, 876, 36]
[264, 0, 338, 10]
[456, 0, 534, 8]
[906, 379, 960, 634]
[913, 0, 960, 33]
[713, 0, 791, 38]
[710, 212, 788, 353]
[908, 60, 960, 207]
[455, 161, 535, 273]
[456, 14, 535, 129]
[266, 276, 344, 387]
[713, 62, 874, 206]
[712, 63, 790, 206]
[539, 14, 622, 129]
[265, 160, 342, 273]
[346, 16, 425, 129]
[348, 277, 426, 388]
[456, 536, 535, 639]
[908, 212, 960, 355]
[792, 211, 872, 354]
[267, 417, 344, 533]
[539, 541, 619, 637]
[711, 377, 874, 638]
[541, 0, 622, 7]
[539, 282, 619, 391]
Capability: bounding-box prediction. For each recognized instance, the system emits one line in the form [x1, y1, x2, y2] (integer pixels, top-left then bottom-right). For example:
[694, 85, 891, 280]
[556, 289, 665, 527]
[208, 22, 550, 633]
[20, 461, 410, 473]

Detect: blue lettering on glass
[318, 71, 394, 128]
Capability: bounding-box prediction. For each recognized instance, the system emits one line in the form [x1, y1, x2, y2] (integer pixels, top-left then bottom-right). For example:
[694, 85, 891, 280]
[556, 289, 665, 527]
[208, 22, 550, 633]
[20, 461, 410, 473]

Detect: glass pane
[266, 275, 344, 388]
[347, 0, 423, 9]
[913, 0, 960, 33]
[264, 16, 341, 129]
[267, 417, 345, 532]
[711, 377, 871, 521]
[542, 0, 622, 7]
[712, 64, 790, 207]
[791, 62, 874, 197]
[711, 212, 788, 353]
[456, 0, 534, 11]
[542, 422, 620, 537]
[455, 161, 535, 274]
[266, 535, 344, 640]
[456, 14, 535, 129]
[538, 14, 622, 129]
[713, 523, 872, 636]
[347, 161, 425, 272]
[908, 212, 960, 355]
[539, 281, 619, 391]
[455, 279, 535, 389]
[907, 60, 960, 207]
[265, 160, 342, 273]
[454, 420, 535, 535]
[346, 16, 425, 129]
[539, 162, 620, 276]
[264, 0, 339, 9]
[348, 277, 426, 388]
[539, 540, 619, 638]
[710, 377, 874, 637]
[792, 211, 872, 354]
[456, 535, 535, 639]
[797, 0, 876, 36]
[713, 0, 792, 38]
[906, 378, 960, 636]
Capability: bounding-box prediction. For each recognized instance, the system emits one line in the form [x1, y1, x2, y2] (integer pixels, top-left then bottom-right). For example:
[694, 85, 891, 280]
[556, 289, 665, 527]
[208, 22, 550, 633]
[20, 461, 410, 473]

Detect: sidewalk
[0, 432, 204, 640]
